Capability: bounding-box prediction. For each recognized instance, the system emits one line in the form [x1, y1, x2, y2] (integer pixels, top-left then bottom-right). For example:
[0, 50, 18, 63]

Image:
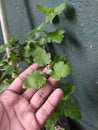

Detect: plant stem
[0, 0, 10, 56]
[0, 0, 17, 78]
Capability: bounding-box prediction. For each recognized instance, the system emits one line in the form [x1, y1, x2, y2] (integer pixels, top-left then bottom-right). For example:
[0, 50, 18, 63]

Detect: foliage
[23, 70, 46, 89]
[0, 2, 81, 130]
[33, 47, 51, 66]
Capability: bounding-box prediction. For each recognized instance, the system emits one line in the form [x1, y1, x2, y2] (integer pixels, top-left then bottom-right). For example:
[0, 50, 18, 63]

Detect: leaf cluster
[0, 2, 81, 130]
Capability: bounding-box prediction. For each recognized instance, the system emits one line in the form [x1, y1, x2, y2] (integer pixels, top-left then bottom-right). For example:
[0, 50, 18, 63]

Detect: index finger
[8, 63, 41, 93]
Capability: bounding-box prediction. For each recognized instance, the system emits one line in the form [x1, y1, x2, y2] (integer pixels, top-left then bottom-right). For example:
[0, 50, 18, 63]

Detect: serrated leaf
[58, 83, 75, 96]
[51, 61, 72, 80]
[37, 4, 54, 15]
[46, 29, 65, 43]
[33, 47, 51, 66]
[64, 102, 82, 119]
[50, 56, 67, 68]
[23, 70, 46, 89]
[45, 2, 68, 24]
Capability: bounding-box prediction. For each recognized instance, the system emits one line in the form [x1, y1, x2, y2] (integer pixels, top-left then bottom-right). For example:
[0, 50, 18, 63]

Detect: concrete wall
[0, 0, 98, 130]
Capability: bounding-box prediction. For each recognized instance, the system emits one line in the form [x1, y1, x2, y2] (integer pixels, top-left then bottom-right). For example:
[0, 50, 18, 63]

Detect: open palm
[0, 64, 63, 130]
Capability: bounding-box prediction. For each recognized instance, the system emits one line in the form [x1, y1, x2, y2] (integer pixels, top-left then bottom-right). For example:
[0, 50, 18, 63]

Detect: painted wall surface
[0, 26, 4, 59]
[0, 0, 98, 130]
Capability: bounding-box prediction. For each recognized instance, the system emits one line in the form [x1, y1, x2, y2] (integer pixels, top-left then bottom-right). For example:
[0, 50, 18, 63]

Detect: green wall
[0, 0, 98, 130]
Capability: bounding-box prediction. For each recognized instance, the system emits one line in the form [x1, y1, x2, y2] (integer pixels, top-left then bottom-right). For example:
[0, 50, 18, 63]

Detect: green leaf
[46, 29, 65, 43]
[0, 81, 9, 93]
[0, 78, 14, 93]
[58, 83, 75, 96]
[10, 52, 19, 62]
[54, 2, 68, 15]
[37, 4, 54, 15]
[45, 111, 59, 130]
[29, 22, 47, 37]
[8, 38, 18, 46]
[50, 56, 67, 69]
[64, 102, 82, 119]
[29, 28, 44, 35]
[18, 46, 25, 57]
[33, 47, 51, 66]
[0, 38, 19, 53]
[0, 44, 10, 53]
[0, 59, 9, 68]
[54, 98, 65, 116]
[2, 65, 15, 77]
[25, 43, 32, 51]
[23, 70, 46, 89]
[51, 61, 72, 80]
[45, 2, 68, 24]
[19, 43, 33, 58]
[38, 37, 48, 45]
[58, 83, 76, 102]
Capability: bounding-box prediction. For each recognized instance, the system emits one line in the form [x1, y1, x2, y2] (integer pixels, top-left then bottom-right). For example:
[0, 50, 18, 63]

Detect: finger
[8, 63, 41, 93]
[36, 88, 63, 127]
[42, 65, 49, 76]
[23, 87, 37, 101]
[30, 77, 58, 112]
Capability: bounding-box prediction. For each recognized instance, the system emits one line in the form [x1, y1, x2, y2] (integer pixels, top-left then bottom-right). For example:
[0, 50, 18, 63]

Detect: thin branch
[0, 0, 10, 57]
[0, 0, 17, 78]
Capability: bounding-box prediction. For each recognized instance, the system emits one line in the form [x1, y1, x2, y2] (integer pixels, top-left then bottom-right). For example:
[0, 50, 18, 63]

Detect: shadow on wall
[53, 5, 76, 24]
[54, 4, 81, 49]
[65, 5, 76, 21]
[64, 30, 82, 48]
[23, 0, 34, 28]
[64, 5, 82, 48]
[53, 6, 83, 130]
[64, 6, 83, 130]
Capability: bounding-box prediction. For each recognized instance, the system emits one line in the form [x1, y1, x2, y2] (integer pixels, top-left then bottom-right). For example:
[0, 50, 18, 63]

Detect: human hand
[0, 63, 63, 130]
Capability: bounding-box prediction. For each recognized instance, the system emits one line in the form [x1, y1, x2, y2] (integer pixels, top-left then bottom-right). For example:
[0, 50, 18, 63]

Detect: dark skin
[0, 63, 63, 130]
